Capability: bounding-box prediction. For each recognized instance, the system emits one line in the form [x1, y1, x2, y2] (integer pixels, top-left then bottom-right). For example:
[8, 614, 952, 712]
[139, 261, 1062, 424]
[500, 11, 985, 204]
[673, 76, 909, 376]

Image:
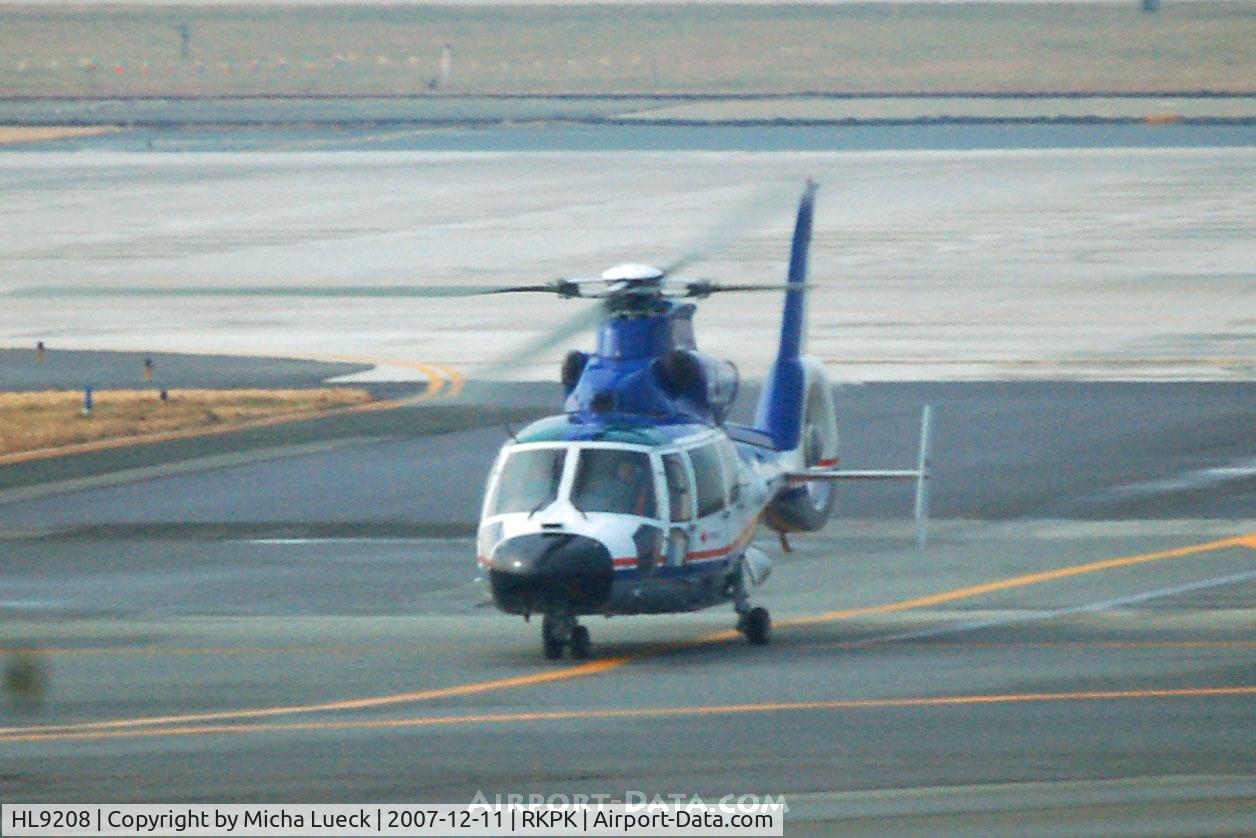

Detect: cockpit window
[488, 447, 566, 516]
[571, 449, 657, 518]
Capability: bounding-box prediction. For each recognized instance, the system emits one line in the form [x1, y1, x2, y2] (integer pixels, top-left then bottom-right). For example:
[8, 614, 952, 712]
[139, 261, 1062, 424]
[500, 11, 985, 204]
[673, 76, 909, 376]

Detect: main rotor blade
[5, 283, 561, 299]
[678, 280, 810, 299]
[661, 183, 798, 277]
[478, 300, 606, 380]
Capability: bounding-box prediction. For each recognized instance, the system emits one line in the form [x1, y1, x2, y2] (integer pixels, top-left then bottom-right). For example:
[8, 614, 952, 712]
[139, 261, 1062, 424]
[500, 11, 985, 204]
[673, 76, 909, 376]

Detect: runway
[1, 124, 1255, 832]
[2, 128, 1254, 382]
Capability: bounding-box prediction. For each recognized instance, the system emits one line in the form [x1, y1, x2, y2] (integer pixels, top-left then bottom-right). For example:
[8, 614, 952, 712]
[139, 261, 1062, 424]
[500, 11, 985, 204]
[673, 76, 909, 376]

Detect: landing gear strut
[541, 612, 591, 660]
[732, 564, 771, 646]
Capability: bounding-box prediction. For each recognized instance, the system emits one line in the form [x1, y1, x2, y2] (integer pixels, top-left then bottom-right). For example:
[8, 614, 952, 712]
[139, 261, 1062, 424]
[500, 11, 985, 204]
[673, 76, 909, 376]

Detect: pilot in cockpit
[571, 449, 656, 518]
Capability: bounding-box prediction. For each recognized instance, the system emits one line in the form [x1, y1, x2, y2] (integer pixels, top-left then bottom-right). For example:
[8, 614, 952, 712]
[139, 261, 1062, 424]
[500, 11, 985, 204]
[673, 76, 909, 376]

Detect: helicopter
[470, 182, 931, 659]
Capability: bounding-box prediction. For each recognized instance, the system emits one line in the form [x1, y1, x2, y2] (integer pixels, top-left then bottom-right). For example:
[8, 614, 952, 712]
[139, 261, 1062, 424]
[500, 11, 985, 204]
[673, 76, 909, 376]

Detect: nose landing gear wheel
[542, 633, 564, 660]
[541, 612, 590, 660]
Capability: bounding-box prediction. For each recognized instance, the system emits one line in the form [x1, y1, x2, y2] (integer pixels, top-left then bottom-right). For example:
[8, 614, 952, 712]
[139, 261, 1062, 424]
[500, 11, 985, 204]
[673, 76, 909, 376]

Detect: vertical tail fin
[754, 181, 818, 451]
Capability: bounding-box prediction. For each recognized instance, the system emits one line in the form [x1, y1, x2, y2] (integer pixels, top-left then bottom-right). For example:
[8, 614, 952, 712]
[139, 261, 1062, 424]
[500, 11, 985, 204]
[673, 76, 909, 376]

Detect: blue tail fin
[754, 181, 817, 451]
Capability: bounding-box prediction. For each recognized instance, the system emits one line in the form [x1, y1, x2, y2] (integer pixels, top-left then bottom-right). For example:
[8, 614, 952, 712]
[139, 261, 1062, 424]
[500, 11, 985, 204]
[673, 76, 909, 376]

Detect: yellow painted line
[311, 356, 466, 402]
[0, 656, 631, 739]
[3, 533, 1253, 743]
[437, 364, 467, 400]
[406, 363, 446, 402]
[5, 684, 1255, 744]
[269, 127, 447, 152]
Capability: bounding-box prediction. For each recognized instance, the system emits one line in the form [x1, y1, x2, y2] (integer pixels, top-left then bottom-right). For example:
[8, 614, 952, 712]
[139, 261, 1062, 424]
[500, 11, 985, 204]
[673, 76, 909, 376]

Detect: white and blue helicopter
[472, 183, 932, 659]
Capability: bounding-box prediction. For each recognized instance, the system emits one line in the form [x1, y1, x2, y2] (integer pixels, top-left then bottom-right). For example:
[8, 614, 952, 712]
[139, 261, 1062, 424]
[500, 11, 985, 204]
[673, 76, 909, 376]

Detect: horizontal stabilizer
[788, 406, 933, 548]
[786, 469, 920, 481]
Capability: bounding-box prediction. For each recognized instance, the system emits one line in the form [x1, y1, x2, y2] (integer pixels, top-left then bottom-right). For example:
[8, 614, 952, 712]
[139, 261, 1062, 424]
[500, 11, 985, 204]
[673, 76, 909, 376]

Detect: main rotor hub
[600, 263, 665, 283]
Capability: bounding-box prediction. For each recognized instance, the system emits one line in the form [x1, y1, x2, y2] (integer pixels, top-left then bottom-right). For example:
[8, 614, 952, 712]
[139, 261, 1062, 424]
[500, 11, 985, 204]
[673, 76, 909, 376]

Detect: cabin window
[662, 453, 693, 522]
[689, 443, 727, 517]
[571, 449, 657, 518]
[717, 438, 742, 504]
[488, 447, 566, 516]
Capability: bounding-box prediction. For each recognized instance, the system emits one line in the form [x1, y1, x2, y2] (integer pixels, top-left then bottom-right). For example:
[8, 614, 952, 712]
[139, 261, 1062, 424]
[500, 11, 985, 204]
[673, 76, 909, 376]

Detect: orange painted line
[5, 639, 1247, 658]
[0, 644, 433, 657]
[802, 640, 1256, 652]
[4, 533, 1252, 741]
[23, 637, 1255, 660]
[781, 534, 1256, 629]
[5, 684, 1255, 744]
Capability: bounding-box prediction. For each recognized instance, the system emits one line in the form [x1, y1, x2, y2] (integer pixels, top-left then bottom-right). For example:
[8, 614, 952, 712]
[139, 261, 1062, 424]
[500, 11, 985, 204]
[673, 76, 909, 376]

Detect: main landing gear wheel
[541, 613, 590, 660]
[570, 625, 591, 660]
[739, 606, 771, 646]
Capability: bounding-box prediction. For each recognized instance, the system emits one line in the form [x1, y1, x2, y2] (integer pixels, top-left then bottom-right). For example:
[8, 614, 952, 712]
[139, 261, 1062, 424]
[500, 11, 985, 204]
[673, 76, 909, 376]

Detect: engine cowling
[765, 359, 839, 533]
[653, 349, 739, 424]
[561, 350, 589, 394]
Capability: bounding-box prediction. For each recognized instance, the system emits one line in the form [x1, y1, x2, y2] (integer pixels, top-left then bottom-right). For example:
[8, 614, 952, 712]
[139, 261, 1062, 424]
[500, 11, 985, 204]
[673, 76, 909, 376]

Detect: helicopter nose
[488, 533, 614, 615]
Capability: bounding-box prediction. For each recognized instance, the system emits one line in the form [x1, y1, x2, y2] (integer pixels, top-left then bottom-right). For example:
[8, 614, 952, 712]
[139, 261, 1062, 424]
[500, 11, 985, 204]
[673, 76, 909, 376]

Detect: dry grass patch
[0, 388, 373, 456]
[0, 126, 118, 145]
[1, 3, 1253, 97]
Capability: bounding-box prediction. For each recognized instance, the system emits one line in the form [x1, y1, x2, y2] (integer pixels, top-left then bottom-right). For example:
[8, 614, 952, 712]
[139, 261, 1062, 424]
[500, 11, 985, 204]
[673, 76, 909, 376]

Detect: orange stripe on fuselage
[686, 515, 761, 563]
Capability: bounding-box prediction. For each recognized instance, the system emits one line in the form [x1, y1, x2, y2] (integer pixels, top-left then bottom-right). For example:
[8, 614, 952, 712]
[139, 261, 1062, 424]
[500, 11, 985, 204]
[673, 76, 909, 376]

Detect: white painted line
[243, 538, 442, 545]
[326, 364, 432, 384]
[858, 567, 1256, 646]
[1104, 457, 1256, 500]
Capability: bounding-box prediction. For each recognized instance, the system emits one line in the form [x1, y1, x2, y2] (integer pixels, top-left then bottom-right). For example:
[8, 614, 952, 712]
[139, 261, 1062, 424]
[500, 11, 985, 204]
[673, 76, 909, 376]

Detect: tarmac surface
[1, 374, 1255, 835]
[1, 124, 1254, 832]
[5, 97, 1256, 136]
[0, 347, 367, 392]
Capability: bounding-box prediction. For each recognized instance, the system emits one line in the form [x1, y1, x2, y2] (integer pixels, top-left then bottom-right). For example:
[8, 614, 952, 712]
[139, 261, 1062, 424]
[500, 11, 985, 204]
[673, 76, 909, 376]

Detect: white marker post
[913, 404, 933, 550]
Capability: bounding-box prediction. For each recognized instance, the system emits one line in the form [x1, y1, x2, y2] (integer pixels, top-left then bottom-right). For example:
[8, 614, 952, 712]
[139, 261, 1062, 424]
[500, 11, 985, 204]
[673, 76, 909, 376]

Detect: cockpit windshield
[571, 448, 657, 518]
[488, 447, 566, 516]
